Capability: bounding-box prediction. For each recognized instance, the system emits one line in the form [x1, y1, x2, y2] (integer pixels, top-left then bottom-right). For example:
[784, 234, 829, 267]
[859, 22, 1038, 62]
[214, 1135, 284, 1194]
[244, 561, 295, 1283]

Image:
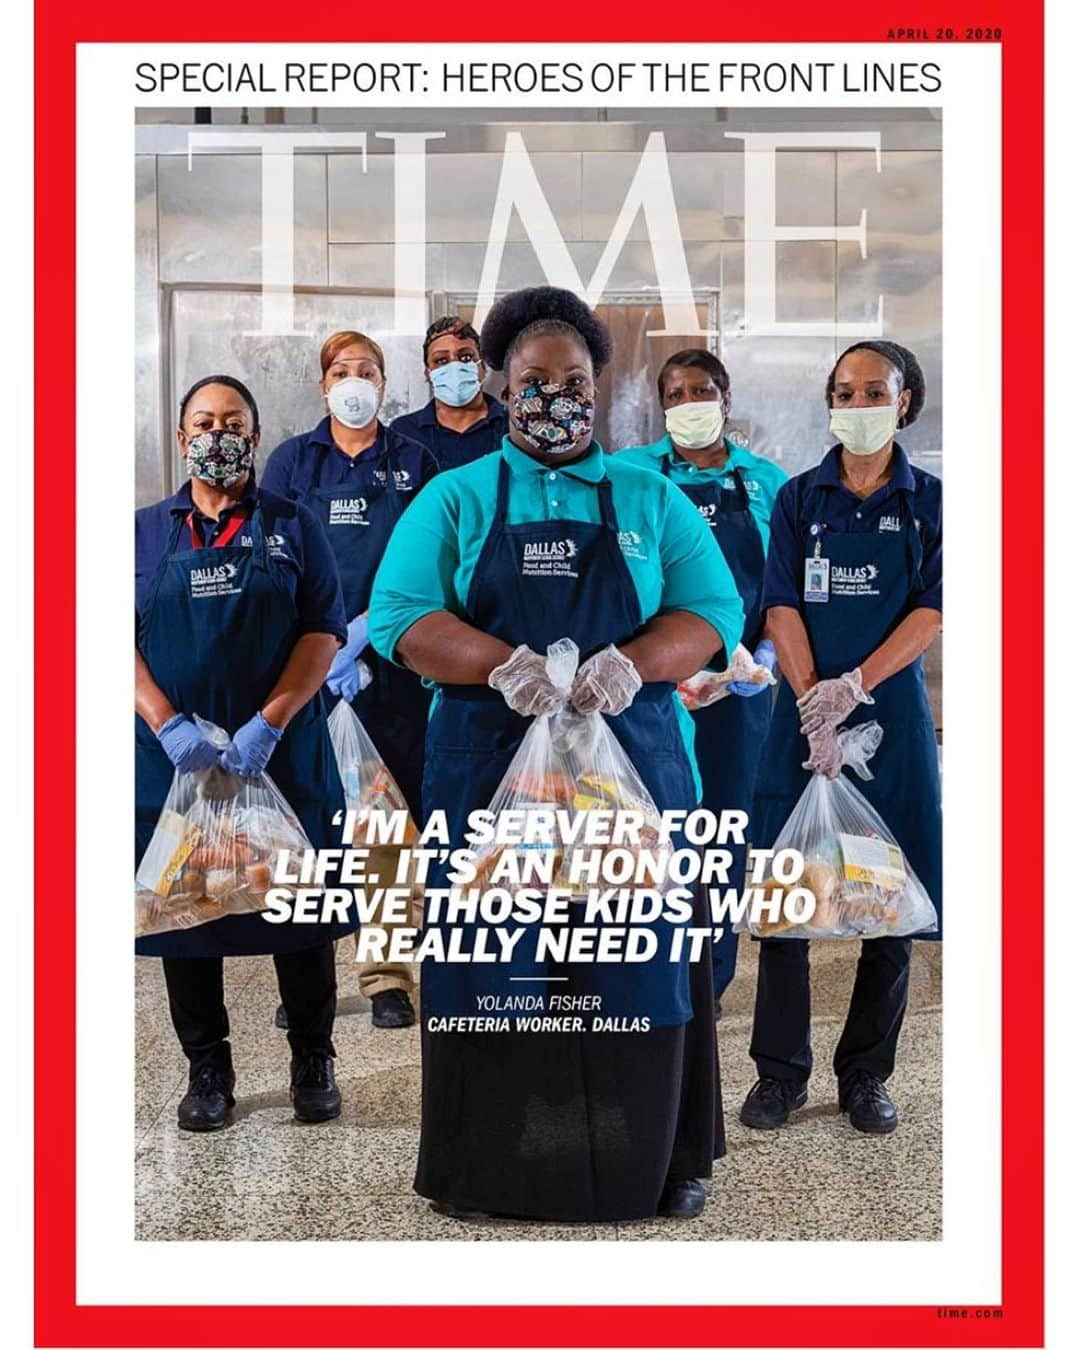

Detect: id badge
[804, 556, 830, 603]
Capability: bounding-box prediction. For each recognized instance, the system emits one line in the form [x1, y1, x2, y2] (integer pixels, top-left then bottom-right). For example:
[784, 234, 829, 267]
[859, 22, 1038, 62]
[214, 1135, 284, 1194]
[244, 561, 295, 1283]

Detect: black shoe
[274, 1003, 289, 1030]
[739, 1076, 808, 1129]
[371, 988, 415, 1029]
[839, 1071, 899, 1134]
[657, 1179, 706, 1218]
[177, 1062, 235, 1132]
[290, 1052, 341, 1123]
[713, 997, 723, 1020]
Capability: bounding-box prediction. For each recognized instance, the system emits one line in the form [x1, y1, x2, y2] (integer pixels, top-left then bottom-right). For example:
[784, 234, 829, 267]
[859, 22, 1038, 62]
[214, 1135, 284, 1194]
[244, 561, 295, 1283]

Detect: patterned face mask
[510, 381, 595, 454]
[185, 430, 254, 487]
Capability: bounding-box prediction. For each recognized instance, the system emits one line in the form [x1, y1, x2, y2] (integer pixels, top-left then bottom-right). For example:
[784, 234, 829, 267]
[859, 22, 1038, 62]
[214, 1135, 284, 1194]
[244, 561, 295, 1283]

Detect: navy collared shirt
[763, 443, 943, 615]
[135, 475, 348, 644]
[390, 395, 508, 472]
[260, 416, 439, 501]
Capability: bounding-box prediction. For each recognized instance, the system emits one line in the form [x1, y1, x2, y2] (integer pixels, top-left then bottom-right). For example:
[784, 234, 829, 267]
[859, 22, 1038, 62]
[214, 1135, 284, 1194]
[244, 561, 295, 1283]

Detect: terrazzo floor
[135, 939, 941, 1242]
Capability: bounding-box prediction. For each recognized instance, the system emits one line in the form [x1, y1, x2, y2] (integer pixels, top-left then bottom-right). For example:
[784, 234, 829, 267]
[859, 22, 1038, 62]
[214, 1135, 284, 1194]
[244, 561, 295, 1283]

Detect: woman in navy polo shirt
[262, 333, 440, 1030]
[620, 350, 788, 1013]
[390, 316, 508, 471]
[740, 342, 942, 1138]
[135, 376, 358, 1132]
[369, 287, 745, 1224]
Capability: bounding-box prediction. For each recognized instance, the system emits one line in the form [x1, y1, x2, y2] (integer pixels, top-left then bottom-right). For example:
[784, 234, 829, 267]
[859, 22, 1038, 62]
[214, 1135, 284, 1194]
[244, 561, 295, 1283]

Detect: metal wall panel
[328, 151, 582, 245]
[134, 155, 163, 504]
[718, 239, 840, 473]
[329, 243, 447, 293]
[836, 149, 942, 472]
[157, 153, 329, 285]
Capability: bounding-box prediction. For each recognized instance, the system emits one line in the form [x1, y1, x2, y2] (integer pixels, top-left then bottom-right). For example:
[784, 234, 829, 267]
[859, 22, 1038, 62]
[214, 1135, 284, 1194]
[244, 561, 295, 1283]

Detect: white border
[76, 41, 1001, 1307]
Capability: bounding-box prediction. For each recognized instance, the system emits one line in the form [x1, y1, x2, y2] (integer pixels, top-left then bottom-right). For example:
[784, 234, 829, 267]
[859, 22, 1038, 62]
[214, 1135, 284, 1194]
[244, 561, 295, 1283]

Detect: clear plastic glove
[729, 639, 778, 698]
[801, 722, 843, 779]
[219, 712, 284, 778]
[797, 668, 873, 734]
[326, 614, 370, 698]
[156, 713, 219, 774]
[488, 644, 566, 717]
[569, 644, 643, 716]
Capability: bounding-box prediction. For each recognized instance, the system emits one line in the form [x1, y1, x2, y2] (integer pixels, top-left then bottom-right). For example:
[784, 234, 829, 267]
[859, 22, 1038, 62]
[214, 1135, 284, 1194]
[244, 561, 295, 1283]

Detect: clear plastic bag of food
[327, 697, 419, 888]
[677, 642, 777, 712]
[740, 721, 938, 940]
[472, 639, 670, 897]
[135, 717, 311, 938]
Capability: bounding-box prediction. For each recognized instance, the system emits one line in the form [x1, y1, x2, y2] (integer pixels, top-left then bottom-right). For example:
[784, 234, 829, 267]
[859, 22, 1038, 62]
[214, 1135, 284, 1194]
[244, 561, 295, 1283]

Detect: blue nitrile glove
[729, 639, 778, 698]
[219, 712, 284, 778]
[326, 614, 369, 699]
[156, 713, 219, 774]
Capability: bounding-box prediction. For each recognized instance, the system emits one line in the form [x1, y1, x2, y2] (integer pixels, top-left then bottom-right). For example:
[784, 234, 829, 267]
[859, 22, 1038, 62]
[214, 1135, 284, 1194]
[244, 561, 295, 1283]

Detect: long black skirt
[414, 897, 725, 1224]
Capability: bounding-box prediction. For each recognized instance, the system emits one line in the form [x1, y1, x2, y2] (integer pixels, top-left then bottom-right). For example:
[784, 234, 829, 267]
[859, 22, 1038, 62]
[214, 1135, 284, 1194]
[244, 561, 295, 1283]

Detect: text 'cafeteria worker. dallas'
[740, 341, 942, 1137]
[135, 376, 358, 1132]
[261, 331, 440, 1030]
[368, 287, 746, 1223]
[620, 350, 787, 1011]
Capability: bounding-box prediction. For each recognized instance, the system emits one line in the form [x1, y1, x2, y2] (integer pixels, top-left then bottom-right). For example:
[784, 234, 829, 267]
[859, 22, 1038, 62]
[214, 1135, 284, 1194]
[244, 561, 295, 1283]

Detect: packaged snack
[327, 699, 420, 889]
[676, 642, 777, 712]
[739, 721, 937, 940]
[135, 717, 311, 938]
[471, 639, 671, 898]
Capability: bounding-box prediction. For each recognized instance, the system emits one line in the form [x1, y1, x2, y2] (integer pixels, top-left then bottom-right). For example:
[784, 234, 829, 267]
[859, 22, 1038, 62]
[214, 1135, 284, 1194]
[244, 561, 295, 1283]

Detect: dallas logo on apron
[189, 560, 242, 599]
[831, 562, 881, 597]
[327, 497, 369, 527]
[521, 538, 579, 578]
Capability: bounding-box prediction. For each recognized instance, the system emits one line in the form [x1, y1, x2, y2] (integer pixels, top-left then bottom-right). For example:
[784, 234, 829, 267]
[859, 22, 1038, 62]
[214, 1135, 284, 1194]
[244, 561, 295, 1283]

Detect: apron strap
[247, 505, 269, 571]
[901, 492, 926, 594]
[384, 445, 407, 520]
[597, 477, 619, 531]
[495, 456, 511, 522]
[165, 512, 186, 554]
[726, 466, 752, 510]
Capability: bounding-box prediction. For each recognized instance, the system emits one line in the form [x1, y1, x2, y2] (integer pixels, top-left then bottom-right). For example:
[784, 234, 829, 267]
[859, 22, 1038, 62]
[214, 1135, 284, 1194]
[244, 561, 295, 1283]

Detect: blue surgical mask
[429, 361, 482, 408]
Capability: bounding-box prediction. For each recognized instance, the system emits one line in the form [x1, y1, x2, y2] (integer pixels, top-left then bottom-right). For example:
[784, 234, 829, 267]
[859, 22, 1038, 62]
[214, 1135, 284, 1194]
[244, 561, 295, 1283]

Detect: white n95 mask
[327, 377, 381, 429]
[664, 401, 725, 451]
[829, 405, 898, 456]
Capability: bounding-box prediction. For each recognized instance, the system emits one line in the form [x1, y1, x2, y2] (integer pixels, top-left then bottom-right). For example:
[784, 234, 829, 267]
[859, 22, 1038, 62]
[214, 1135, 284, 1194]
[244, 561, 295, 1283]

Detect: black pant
[162, 942, 337, 1074]
[749, 937, 913, 1087]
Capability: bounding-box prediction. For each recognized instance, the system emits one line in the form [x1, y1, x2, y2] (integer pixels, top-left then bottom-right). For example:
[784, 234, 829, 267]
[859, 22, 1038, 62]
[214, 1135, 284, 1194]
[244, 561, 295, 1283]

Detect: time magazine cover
[25, 5, 1048, 1348]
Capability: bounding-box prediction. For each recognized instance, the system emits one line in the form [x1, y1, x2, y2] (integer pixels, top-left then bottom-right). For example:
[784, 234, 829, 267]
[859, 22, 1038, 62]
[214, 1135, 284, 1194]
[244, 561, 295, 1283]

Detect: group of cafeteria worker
[134, 285, 942, 1225]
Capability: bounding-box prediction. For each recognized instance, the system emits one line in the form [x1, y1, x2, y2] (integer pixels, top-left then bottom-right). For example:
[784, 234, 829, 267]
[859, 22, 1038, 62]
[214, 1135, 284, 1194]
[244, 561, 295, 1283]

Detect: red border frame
[34, 6, 1044, 1346]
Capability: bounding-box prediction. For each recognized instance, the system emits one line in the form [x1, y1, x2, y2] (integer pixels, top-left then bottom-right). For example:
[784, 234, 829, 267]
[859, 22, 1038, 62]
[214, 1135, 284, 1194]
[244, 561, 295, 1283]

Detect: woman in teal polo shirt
[621, 351, 787, 1010]
[369, 287, 744, 1225]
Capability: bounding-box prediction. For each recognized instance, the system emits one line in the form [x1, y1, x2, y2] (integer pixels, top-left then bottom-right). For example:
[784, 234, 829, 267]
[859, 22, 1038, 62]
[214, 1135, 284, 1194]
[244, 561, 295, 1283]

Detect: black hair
[826, 341, 925, 428]
[178, 374, 260, 431]
[657, 349, 731, 403]
[423, 315, 481, 364]
[479, 286, 612, 375]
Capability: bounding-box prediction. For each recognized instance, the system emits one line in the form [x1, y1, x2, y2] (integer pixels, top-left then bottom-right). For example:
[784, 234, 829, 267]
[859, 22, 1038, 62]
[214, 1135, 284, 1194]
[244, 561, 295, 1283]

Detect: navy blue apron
[752, 485, 942, 936]
[302, 437, 431, 818]
[135, 501, 357, 958]
[422, 458, 699, 1027]
[663, 458, 770, 994]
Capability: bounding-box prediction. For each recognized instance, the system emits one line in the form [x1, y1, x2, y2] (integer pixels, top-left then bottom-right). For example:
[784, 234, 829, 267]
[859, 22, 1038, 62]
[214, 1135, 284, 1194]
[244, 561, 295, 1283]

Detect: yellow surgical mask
[829, 405, 898, 456]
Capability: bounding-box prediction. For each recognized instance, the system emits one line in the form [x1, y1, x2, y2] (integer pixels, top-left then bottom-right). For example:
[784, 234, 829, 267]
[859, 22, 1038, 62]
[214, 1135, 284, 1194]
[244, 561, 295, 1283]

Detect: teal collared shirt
[617, 436, 788, 554]
[368, 437, 745, 798]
